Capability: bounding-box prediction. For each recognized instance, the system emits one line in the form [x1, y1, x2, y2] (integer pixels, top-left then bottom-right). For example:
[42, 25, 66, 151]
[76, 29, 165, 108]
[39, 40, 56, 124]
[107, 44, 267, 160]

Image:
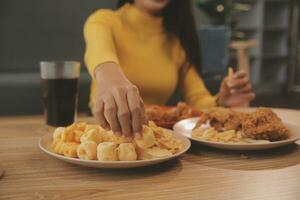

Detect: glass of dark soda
[40, 61, 80, 127]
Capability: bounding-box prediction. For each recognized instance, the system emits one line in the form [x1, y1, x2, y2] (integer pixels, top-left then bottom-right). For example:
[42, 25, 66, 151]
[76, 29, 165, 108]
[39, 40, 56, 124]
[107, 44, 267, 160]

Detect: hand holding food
[94, 62, 145, 139]
[217, 69, 255, 107]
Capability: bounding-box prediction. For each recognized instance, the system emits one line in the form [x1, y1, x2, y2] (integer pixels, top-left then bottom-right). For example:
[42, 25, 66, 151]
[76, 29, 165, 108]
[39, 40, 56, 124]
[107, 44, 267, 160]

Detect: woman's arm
[94, 63, 144, 139]
[84, 11, 144, 138]
[180, 66, 217, 109]
[84, 10, 120, 76]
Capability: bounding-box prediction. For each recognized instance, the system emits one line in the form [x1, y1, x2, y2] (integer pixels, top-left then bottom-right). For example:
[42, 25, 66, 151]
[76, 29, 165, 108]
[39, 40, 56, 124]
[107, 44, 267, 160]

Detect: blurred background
[0, 0, 299, 116]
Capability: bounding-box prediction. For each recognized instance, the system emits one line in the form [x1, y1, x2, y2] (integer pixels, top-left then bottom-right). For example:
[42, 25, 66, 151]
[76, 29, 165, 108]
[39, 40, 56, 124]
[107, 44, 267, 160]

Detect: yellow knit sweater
[84, 3, 216, 110]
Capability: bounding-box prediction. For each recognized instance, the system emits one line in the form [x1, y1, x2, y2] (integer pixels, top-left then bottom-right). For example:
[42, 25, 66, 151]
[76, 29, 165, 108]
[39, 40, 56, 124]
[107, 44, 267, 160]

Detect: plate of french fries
[173, 108, 300, 150]
[39, 121, 190, 168]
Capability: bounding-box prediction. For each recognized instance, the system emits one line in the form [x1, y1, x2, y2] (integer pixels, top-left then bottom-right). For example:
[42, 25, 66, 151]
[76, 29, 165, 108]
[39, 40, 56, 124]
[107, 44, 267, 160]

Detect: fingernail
[125, 136, 133, 142]
[115, 131, 121, 136]
[135, 132, 142, 139]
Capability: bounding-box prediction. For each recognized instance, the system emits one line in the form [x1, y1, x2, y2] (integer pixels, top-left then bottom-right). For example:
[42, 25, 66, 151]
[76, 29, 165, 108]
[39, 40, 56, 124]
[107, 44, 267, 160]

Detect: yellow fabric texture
[84, 3, 216, 110]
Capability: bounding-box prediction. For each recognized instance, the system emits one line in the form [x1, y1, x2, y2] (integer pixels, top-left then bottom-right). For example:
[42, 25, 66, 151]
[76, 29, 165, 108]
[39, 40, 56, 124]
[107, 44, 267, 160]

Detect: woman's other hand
[217, 71, 255, 107]
[94, 62, 145, 139]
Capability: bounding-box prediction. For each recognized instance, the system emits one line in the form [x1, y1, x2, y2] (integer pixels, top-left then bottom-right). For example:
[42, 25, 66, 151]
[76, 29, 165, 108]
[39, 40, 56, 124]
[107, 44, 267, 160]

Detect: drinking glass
[40, 61, 80, 126]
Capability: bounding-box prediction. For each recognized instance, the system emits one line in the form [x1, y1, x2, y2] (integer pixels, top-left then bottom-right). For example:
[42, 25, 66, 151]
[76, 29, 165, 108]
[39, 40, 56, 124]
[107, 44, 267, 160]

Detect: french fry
[228, 67, 234, 80]
[227, 67, 234, 89]
[192, 126, 272, 144]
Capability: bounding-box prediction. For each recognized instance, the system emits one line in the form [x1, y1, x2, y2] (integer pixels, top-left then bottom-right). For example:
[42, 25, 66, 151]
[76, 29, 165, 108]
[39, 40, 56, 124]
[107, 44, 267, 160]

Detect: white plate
[39, 131, 191, 169]
[173, 117, 300, 150]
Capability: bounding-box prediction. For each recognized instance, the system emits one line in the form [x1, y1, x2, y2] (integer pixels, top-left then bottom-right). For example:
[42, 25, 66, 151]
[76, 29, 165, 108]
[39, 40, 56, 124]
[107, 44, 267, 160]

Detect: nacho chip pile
[51, 121, 183, 161]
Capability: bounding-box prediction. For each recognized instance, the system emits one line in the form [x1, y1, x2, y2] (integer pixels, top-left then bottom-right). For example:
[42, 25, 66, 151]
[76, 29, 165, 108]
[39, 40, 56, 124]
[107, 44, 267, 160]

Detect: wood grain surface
[0, 108, 300, 200]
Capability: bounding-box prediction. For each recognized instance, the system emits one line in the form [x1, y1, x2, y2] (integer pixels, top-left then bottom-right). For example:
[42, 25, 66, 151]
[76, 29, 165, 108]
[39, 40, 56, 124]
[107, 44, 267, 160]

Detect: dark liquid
[42, 78, 78, 126]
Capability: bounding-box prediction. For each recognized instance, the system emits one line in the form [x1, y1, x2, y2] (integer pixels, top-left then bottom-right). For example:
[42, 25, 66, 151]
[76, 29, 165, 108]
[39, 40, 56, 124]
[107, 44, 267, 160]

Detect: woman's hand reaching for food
[94, 62, 145, 139]
[217, 70, 255, 107]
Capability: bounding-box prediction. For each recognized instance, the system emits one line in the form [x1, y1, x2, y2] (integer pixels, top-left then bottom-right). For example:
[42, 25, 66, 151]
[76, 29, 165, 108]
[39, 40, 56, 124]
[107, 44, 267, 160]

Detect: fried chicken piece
[195, 108, 230, 126]
[242, 108, 290, 141]
[194, 107, 247, 131]
[146, 102, 201, 128]
[145, 106, 163, 121]
[224, 111, 248, 131]
[177, 102, 201, 120]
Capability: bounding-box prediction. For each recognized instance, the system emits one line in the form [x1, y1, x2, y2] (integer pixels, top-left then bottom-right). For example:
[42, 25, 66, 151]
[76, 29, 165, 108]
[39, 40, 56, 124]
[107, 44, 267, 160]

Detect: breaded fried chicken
[194, 107, 248, 131]
[145, 102, 201, 128]
[242, 108, 289, 141]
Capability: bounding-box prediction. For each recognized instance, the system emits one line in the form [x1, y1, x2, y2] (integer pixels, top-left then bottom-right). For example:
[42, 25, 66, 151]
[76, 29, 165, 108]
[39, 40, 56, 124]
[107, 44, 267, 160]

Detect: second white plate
[173, 117, 300, 150]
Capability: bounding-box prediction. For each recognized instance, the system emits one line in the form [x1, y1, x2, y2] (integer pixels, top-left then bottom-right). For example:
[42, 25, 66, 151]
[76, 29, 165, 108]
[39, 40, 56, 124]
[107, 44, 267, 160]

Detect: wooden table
[1, 108, 300, 200]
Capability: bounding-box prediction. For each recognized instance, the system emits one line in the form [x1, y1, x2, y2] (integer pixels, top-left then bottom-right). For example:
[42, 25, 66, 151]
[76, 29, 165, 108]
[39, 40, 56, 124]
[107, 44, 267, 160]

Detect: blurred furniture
[252, 94, 300, 109]
[230, 40, 257, 75]
[0, 0, 117, 115]
[199, 25, 230, 95]
[230, 40, 257, 107]
[288, 0, 300, 96]
[1, 108, 300, 199]
[232, 0, 290, 94]
[167, 25, 230, 105]
[0, 72, 90, 115]
[199, 26, 230, 76]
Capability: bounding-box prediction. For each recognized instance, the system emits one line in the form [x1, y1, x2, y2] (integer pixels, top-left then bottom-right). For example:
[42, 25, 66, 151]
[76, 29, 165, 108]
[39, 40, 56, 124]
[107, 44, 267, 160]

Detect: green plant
[195, 0, 253, 39]
[194, 0, 232, 25]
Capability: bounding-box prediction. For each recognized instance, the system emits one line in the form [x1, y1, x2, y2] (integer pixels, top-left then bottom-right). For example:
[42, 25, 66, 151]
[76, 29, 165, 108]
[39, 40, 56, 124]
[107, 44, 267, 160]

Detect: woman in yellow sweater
[84, 0, 255, 138]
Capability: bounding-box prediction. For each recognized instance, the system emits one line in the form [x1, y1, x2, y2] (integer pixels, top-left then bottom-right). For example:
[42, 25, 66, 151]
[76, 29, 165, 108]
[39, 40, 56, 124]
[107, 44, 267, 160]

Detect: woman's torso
[87, 4, 186, 106]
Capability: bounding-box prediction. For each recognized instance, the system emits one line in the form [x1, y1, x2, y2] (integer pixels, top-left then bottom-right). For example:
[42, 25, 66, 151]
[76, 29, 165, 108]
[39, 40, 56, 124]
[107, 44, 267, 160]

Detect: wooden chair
[230, 40, 258, 107]
[230, 40, 258, 75]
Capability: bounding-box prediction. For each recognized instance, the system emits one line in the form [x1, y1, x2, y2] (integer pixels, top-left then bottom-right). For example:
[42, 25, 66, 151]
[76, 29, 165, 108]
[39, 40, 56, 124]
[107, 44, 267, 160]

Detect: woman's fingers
[240, 92, 256, 101]
[103, 95, 121, 135]
[113, 88, 133, 138]
[218, 70, 256, 107]
[127, 86, 143, 139]
[238, 92, 256, 105]
[230, 83, 252, 94]
[95, 85, 144, 139]
[228, 76, 249, 89]
[227, 71, 250, 90]
[233, 70, 247, 79]
[93, 99, 109, 129]
[94, 63, 145, 137]
[140, 98, 147, 124]
[229, 92, 256, 106]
